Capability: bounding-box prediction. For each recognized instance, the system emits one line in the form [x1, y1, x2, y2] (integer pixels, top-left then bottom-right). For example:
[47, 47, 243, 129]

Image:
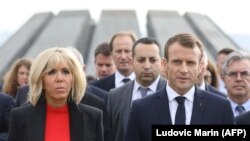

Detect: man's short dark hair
[95, 42, 111, 60]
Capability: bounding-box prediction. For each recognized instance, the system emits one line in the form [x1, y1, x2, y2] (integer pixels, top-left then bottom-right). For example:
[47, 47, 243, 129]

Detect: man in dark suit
[196, 50, 227, 98]
[107, 37, 166, 141]
[221, 50, 250, 117]
[125, 33, 234, 141]
[0, 92, 15, 141]
[90, 31, 137, 92]
[87, 84, 108, 101]
[94, 42, 116, 79]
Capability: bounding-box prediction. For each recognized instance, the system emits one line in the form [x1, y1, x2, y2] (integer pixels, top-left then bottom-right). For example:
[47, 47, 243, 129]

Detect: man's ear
[161, 58, 168, 79]
[164, 58, 169, 71]
[198, 61, 202, 74]
[161, 58, 166, 66]
[221, 74, 225, 82]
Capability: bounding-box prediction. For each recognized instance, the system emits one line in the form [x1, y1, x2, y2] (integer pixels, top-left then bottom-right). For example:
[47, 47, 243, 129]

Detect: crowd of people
[1, 31, 250, 141]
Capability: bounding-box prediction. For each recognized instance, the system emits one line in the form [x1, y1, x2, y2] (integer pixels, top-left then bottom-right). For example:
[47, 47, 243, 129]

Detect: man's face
[216, 53, 227, 76]
[223, 59, 250, 104]
[112, 35, 134, 75]
[133, 43, 162, 87]
[166, 42, 201, 95]
[196, 56, 207, 86]
[95, 54, 116, 79]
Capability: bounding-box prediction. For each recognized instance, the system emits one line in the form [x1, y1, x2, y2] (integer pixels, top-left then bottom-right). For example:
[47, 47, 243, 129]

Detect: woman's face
[17, 65, 29, 86]
[204, 69, 212, 85]
[43, 61, 73, 107]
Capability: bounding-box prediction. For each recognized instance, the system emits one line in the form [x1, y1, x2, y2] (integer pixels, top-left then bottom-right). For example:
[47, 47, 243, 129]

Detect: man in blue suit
[125, 33, 234, 141]
[0, 92, 15, 141]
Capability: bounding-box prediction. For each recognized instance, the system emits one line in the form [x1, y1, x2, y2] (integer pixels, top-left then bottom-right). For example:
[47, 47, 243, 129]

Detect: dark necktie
[122, 78, 130, 83]
[139, 87, 149, 97]
[175, 96, 186, 125]
[236, 105, 245, 114]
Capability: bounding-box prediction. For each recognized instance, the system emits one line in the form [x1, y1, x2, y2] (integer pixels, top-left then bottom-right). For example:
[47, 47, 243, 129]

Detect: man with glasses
[221, 50, 250, 117]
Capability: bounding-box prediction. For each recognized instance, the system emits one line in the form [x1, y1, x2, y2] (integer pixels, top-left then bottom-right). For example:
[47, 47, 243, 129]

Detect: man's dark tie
[122, 78, 130, 83]
[175, 96, 186, 125]
[139, 87, 149, 97]
[236, 105, 245, 114]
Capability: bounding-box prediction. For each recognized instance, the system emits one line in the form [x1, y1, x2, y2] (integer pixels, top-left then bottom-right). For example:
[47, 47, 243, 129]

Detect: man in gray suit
[107, 37, 166, 141]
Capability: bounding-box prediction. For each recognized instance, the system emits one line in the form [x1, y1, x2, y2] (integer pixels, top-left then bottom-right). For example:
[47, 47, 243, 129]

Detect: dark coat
[15, 85, 111, 141]
[8, 97, 104, 141]
[125, 86, 235, 141]
[89, 74, 115, 92]
[0, 92, 15, 133]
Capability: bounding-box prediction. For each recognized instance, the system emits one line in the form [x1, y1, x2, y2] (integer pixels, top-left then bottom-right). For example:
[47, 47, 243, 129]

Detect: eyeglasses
[225, 71, 250, 79]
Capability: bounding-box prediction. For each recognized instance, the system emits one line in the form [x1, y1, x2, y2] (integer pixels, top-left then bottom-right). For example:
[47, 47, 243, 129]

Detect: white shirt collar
[115, 71, 135, 87]
[134, 75, 161, 92]
[199, 82, 206, 91]
[228, 98, 250, 116]
[167, 83, 195, 103]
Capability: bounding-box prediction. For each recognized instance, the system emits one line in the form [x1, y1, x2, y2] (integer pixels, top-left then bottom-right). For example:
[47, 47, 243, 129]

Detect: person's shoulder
[235, 110, 250, 124]
[0, 92, 13, 101]
[78, 103, 102, 115]
[198, 88, 229, 104]
[92, 74, 115, 84]
[85, 92, 104, 103]
[0, 92, 15, 108]
[11, 103, 34, 115]
[81, 92, 105, 108]
[236, 110, 250, 119]
[87, 85, 108, 96]
[18, 84, 29, 91]
[206, 85, 227, 97]
[110, 80, 133, 93]
[77, 103, 103, 121]
[133, 89, 161, 106]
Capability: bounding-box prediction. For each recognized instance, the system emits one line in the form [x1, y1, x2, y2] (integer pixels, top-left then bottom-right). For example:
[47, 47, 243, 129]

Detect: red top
[45, 104, 70, 141]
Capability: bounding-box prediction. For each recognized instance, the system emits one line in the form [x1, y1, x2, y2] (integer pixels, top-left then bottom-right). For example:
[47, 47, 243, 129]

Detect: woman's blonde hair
[28, 47, 86, 106]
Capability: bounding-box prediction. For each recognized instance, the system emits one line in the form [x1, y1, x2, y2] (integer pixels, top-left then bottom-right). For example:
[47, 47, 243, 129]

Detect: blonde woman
[8, 47, 103, 141]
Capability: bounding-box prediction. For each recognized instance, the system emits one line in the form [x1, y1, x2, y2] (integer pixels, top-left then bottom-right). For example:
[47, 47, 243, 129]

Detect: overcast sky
[0, 0, 249, 37]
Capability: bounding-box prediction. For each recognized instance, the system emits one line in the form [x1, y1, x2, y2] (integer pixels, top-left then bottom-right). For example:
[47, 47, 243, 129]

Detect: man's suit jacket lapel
[190, 86, 206, 124]
[123, 77, 166, 126]
[155, 88, 172, 124]
[154, 86, 207, 125]
[121, 81, 134, 128]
